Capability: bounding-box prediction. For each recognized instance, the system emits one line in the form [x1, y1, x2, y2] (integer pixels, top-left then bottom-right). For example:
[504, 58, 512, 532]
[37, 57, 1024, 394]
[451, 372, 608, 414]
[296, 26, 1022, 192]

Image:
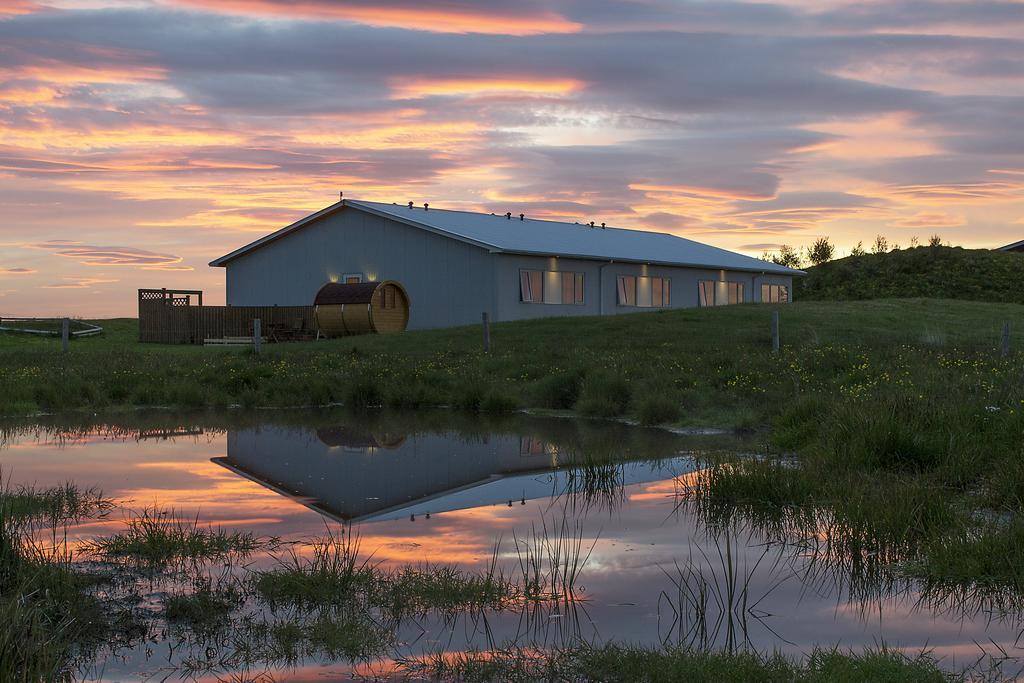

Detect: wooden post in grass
[253, 318, 262, 355]
[771, 310, 780, 353]
[1001, 321, 1011, 357]
[482, 312, 491, 353]
[61, 318, 70, 353]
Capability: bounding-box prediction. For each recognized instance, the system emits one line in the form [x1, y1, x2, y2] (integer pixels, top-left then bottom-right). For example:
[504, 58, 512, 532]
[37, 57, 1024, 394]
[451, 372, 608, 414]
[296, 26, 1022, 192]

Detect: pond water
[2, 410, 1021, 681]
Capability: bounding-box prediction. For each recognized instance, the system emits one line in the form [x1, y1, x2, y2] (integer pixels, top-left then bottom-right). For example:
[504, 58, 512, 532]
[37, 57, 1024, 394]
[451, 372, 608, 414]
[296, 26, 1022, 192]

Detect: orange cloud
[802, 113, 940, 161]
[0, 0, 39, 16]
[390, 77, 584, 99]
[171, 0, 582, 35]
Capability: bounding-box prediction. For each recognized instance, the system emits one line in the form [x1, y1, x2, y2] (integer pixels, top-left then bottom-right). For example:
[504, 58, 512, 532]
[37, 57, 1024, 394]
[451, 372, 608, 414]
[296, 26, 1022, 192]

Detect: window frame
[520, 269, 584, 305]
[760, 283, 789, 304]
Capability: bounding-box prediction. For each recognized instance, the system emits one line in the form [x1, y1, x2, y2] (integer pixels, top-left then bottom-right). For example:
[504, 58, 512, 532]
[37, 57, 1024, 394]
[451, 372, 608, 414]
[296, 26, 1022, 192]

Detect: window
[520, 269, 584, 304]
[520, 270, 543, 303]
[761, 284, 789, 303]
[343, 273, 362, 284]
[700, 281, 744, 306]
[561, 272, 584, 304]
[727, 282, 744, 305]
[617, 275, 637, 306]
[618, 276, 670, 307]
[699, 281, 715, 307]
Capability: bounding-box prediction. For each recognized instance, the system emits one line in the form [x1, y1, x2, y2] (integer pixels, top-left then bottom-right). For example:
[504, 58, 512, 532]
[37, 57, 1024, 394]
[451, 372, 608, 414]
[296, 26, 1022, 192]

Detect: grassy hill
[796, 245, 1024, 303]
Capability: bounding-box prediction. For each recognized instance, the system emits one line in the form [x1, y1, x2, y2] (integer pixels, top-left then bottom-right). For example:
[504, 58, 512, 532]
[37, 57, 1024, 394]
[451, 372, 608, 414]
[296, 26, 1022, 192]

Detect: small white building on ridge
[210, 198, 801, 330]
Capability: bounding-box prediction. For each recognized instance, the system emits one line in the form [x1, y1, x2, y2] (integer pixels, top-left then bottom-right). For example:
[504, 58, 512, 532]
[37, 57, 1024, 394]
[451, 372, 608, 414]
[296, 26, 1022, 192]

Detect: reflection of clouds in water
[2, 415, 1023, 677]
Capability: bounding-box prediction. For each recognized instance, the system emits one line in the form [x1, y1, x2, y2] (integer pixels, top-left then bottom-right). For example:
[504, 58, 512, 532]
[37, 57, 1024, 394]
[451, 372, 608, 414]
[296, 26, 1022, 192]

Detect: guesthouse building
[210, 198, 801, 330]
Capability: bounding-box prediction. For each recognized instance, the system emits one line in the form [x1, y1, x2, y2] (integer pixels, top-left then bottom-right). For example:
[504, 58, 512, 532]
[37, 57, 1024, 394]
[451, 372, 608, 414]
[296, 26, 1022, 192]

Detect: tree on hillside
[850, 241, 866, 257]
[769, 245, 803, 268]
[872, 235, 889, 254]
[928, 234, 943, 247]
[806, 237, 835, 266]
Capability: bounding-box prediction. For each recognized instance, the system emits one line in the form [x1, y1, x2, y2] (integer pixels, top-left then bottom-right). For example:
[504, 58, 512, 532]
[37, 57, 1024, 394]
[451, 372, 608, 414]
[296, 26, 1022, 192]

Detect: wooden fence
[139, 289, 316, 344]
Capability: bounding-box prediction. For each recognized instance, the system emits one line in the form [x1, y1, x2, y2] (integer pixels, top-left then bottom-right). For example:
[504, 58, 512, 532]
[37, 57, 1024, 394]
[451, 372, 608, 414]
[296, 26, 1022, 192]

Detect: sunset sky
[2, 0, 1023, 316]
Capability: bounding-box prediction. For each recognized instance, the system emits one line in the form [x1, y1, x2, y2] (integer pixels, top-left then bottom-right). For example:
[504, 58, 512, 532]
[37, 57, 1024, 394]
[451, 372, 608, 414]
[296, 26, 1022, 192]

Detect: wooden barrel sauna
[314, 280, 410, 337]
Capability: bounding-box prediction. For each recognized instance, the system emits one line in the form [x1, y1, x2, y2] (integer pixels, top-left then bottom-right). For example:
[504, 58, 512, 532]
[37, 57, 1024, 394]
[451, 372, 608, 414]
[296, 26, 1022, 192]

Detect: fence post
[482, 312, 490, 353]
[253, 318, 262, 355]
[1001, 321, 1011, 358]
[771, 310, 780, 353]
[61, 317, 70, 353]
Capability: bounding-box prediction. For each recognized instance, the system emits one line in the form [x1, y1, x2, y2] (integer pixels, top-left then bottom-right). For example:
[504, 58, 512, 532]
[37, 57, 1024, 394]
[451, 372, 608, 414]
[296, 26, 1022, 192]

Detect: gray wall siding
[493, 254, 793, 321]
[224, 208, 495, 330]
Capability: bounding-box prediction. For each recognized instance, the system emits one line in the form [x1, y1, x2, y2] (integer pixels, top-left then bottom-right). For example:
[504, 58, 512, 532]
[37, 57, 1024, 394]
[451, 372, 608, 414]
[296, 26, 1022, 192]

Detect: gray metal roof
[210, 198, 802, 275]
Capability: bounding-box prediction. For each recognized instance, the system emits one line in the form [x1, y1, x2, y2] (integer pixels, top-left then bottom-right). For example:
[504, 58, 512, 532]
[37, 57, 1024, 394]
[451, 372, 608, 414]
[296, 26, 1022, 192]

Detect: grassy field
[1, 298, 1021, 423]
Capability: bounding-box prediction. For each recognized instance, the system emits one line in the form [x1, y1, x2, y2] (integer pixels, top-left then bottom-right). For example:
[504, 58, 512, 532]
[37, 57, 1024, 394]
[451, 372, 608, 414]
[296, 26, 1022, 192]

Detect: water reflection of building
[212, 417, 696, 523]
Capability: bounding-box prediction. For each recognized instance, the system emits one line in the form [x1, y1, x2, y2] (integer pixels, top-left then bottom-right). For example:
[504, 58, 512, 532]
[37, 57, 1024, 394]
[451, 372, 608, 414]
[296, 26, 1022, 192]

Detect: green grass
[0, 488, 129, 681]
[0, 481, 113, 524]
[797, 246, 1024, 303]
[253, 531, 374, 608]
[1, 299, 1021, 424]
[84, 507, 265, 566]
[254, 532, 515, 618]
[400, 644, 957, 682]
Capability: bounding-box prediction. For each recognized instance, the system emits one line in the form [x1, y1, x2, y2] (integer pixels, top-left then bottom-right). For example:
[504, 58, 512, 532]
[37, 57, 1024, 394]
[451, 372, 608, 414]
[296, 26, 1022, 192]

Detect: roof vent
[339, 190, 344, 200]
[505, 212, 512, 220]
[424, 202, 429, 211]
[519, 213, 524, 221]
[407, 201, 413, 209]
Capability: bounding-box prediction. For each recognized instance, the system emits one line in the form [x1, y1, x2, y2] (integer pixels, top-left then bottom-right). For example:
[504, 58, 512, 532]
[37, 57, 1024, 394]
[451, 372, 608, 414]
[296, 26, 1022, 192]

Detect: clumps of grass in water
[450, 377, 519, 413]
[256, 530, 516, 616]
[683, 459, 816, 524]
[907, 517, 1024, 612]
[575, 371, 630, 418]
[253, 528, 373, 608]
[532, 369, 585, 409]
[514, 516, 594, 602]
[372, 545, 513, 617]
[343, 376, 384, 409]
[0, 480, 114, 524]
[85, 507, 264, 566]
[213, 609, 392, 672]
[636, 393, 681, 426]
[399, 644, 955, 683]
[0, 493, 132, 681]
[165, 575, 244, 633]
[658, 530, 791, 652]
[562, 461, 626, 512]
